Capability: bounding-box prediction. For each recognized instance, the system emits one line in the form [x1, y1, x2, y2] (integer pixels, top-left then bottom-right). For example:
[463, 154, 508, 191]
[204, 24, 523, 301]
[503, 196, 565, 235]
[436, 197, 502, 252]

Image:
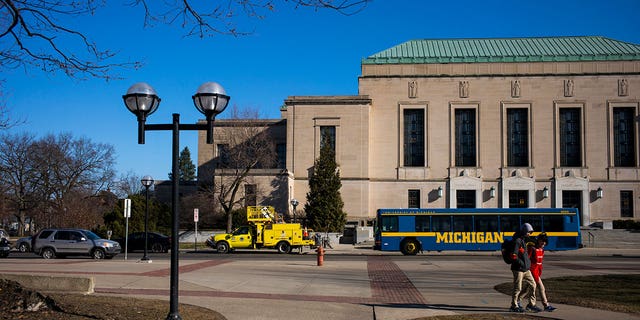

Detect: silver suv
[32, 228, 121, 259]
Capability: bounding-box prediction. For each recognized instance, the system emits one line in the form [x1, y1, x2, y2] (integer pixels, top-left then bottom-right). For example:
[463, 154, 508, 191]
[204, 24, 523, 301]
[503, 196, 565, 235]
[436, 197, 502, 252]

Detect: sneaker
[509, 306, 524, 313]
[544, 305, 557, 312]
[526, 305, 543, 313]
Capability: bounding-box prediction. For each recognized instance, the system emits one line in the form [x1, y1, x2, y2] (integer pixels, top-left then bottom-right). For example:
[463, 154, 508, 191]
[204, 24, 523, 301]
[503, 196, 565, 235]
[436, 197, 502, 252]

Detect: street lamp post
[290, 198, 299, 223]
[140, 175, 154, 263]
[123, 82, 229, 320]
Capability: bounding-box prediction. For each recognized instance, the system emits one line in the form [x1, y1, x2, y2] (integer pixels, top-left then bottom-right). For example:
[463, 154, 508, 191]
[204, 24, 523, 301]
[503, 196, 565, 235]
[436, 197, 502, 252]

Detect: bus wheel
[400, 240, 419, 255]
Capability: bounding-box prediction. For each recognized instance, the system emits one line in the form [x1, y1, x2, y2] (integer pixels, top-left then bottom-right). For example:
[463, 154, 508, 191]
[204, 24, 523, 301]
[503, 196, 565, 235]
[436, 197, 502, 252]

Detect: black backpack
[501, 238, 515, 264]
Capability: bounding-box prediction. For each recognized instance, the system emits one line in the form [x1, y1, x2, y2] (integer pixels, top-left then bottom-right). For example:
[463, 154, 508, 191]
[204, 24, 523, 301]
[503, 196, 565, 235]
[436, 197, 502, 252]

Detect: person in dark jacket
[509, 223, 540, 312]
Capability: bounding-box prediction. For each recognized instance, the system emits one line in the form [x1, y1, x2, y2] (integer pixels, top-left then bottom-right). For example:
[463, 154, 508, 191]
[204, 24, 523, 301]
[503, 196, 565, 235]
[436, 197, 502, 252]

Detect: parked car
[15, 236, 32, 252]
[32, 228, 121, 259]
[114, 232, 170, 253]
[0, 228, 8, 240]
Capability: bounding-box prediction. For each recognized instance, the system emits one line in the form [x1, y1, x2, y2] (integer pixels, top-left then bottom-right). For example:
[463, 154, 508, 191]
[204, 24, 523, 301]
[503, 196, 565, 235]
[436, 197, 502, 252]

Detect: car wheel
[18, 243, 29, 253]
[400, 239, 420, 256]
[41, 247, 56, 259]
[92, 248, 105, 260]
[151, 243, 163, 253]
[276, 241, 291, 254]
[216, 241, 230, 254]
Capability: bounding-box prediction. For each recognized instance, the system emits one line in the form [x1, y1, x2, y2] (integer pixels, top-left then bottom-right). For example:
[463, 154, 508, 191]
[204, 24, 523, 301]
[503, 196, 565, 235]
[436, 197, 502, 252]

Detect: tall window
[507, 109, 529, 167]
[404, 109, 425, 167]
[509, 190, 528, 208]
[217, 144, 230, 168]
[456, 190, 476, 208]
[613, 107, 636, 167]
[276, 143, 286, 169]
[455, 109, 476, 166]
[620, 191, 633, 218]
[559, 108, 582, 167]
[320, 126, 336, 155]
[244, 184, 257, 207]
[408, 189, 420, 208]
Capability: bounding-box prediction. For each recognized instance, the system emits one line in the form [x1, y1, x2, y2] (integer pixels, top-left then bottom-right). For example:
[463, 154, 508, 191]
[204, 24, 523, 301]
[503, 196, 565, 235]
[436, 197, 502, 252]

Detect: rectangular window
[244, 184, 257, 207]
[381, 216, 398, 232]
[217, 144, 230, 168]
[453, 216, 473, 232]
[432, 216, 451, 232]
[403, 109, 425, 167]
[500, 215, 520, 233]
[276, 143, 286, 169]
[320, 126, 336, 155]
[621, 191, 634, 218]
[408, 189, 420, 208]
[507, 108, 529, 167]
[475, 215, 499, 232]
[508, 190, 528, 208]
[415, 215, 430, 232]
[456, 190, 476, 208]
[613, 107, 636, 167]
[559, 108, 582, 167]
[455, 109, 476, 166]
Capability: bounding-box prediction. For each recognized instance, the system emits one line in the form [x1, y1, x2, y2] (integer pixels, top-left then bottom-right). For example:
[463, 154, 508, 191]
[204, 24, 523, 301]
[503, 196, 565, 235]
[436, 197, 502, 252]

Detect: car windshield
[84, 231, 101, 240]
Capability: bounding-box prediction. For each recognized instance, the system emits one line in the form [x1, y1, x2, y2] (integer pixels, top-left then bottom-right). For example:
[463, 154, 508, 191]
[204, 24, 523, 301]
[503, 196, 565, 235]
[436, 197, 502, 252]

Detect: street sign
[124, 199, 131, 218]
[194, 208, 199, 222]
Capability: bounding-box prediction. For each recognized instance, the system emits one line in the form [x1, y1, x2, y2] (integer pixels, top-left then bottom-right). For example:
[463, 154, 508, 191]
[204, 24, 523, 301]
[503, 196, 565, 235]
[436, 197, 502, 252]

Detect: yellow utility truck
[206, 206, 316, 254]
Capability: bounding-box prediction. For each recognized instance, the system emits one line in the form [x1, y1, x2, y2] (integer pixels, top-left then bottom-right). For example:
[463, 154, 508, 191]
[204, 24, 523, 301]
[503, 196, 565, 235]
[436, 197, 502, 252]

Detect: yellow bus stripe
[381, 231, 579, 237]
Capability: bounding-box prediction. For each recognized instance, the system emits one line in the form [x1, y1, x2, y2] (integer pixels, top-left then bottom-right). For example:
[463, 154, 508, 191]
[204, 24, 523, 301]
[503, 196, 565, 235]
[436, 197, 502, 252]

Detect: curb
[0, 273, 94, 294]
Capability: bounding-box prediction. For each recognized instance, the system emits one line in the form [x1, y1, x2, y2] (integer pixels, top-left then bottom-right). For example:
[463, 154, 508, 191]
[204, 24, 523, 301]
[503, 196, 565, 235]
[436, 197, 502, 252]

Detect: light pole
[140, 175, 154, 262]
[290, 198, 299, 223]
[123, 82, 229, 320]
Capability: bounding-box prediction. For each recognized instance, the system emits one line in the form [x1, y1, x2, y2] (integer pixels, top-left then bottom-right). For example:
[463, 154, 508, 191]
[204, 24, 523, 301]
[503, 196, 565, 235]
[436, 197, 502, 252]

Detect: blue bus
[374, 208, 581, 255]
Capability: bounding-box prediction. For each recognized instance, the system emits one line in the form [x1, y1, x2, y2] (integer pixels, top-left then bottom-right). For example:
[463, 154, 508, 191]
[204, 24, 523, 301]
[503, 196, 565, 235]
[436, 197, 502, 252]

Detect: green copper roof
[362, 36, 640, 64]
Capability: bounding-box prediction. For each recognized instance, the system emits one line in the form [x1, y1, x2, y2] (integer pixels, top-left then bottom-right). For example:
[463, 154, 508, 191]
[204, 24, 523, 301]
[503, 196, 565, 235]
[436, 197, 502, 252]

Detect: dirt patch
[0, 279, 226, 320]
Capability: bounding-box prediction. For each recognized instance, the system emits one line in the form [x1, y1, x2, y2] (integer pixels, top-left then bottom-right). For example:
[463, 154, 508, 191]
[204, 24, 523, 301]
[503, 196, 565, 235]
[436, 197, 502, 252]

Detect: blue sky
[4, 0, 640, 182]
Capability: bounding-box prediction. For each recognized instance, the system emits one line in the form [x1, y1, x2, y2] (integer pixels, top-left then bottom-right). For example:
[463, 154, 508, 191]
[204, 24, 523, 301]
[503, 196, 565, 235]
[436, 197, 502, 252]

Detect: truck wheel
[216, 241, 230, 254]
[276, 241, 291, 254]
[400, 239, 420, 256]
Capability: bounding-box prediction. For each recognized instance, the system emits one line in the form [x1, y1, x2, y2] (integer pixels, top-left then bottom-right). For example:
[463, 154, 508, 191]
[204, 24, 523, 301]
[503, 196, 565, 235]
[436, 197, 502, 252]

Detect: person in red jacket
[528, 233, 557, 312]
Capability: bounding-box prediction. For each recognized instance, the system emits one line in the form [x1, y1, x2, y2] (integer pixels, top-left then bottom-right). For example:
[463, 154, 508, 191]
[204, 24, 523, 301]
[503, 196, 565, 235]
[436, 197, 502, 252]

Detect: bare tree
[110, 171, 143, 199]
[0, 0, 369, 80]
[0, 132, 39, 236]
[199, 106, 281, 232]
[27, 132, 116, 228]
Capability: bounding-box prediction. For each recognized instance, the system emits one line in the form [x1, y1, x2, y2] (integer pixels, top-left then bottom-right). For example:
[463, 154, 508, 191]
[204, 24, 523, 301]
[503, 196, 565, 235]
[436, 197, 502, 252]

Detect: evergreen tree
[304, 132, 347, 232]
[168, 147, 196, 182]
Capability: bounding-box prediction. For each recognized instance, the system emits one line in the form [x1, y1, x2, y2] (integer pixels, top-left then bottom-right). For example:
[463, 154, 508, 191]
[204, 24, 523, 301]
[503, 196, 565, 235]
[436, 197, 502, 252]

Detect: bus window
[475, 215, 499, 232]
[432, 215, 451, 232]
[453, 216, 473, 232]
[381, 216, 398, 232]
[500, 215, 520, 233]
[415, 215, 430, 232]
[543, 215, 564, 232]
[522, 216, 542, 232]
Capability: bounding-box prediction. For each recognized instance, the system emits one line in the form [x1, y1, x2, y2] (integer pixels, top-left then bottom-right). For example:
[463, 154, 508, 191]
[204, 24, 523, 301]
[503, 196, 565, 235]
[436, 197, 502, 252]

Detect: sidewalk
[1, 244, 639, 320]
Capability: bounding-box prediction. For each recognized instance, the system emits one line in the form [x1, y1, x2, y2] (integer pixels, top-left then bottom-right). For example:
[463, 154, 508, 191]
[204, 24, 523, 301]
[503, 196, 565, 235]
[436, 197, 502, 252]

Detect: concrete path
[1, 245, 639, 320]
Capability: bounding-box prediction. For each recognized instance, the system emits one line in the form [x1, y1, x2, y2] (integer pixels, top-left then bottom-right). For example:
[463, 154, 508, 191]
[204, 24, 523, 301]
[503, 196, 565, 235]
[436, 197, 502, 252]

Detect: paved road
[1, 246, 639, 320]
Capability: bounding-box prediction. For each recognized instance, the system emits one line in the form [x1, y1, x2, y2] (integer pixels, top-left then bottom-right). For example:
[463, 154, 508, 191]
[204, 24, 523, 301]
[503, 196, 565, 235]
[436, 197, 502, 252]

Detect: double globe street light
[123, 82, 229, 320]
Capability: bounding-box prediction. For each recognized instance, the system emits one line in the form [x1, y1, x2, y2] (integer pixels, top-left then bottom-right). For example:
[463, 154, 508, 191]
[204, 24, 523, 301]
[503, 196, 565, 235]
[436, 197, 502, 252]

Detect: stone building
[198, 36, 640, 227]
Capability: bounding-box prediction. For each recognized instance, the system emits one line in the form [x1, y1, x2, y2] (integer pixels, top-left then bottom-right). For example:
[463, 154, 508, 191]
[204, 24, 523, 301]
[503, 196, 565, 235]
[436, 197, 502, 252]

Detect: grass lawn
[494, 274, 640, 314]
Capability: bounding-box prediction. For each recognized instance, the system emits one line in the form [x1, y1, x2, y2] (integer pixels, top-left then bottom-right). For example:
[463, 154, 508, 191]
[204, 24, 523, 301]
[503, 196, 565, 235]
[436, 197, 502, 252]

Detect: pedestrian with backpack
[527, 232, 557, 312]
[509, 223, 540, 312]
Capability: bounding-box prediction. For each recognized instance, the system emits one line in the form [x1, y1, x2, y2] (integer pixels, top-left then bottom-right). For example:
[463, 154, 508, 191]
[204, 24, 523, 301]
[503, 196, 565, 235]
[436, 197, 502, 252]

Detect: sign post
[194, 208, 199, 251]
[124, 198, 131, 260]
